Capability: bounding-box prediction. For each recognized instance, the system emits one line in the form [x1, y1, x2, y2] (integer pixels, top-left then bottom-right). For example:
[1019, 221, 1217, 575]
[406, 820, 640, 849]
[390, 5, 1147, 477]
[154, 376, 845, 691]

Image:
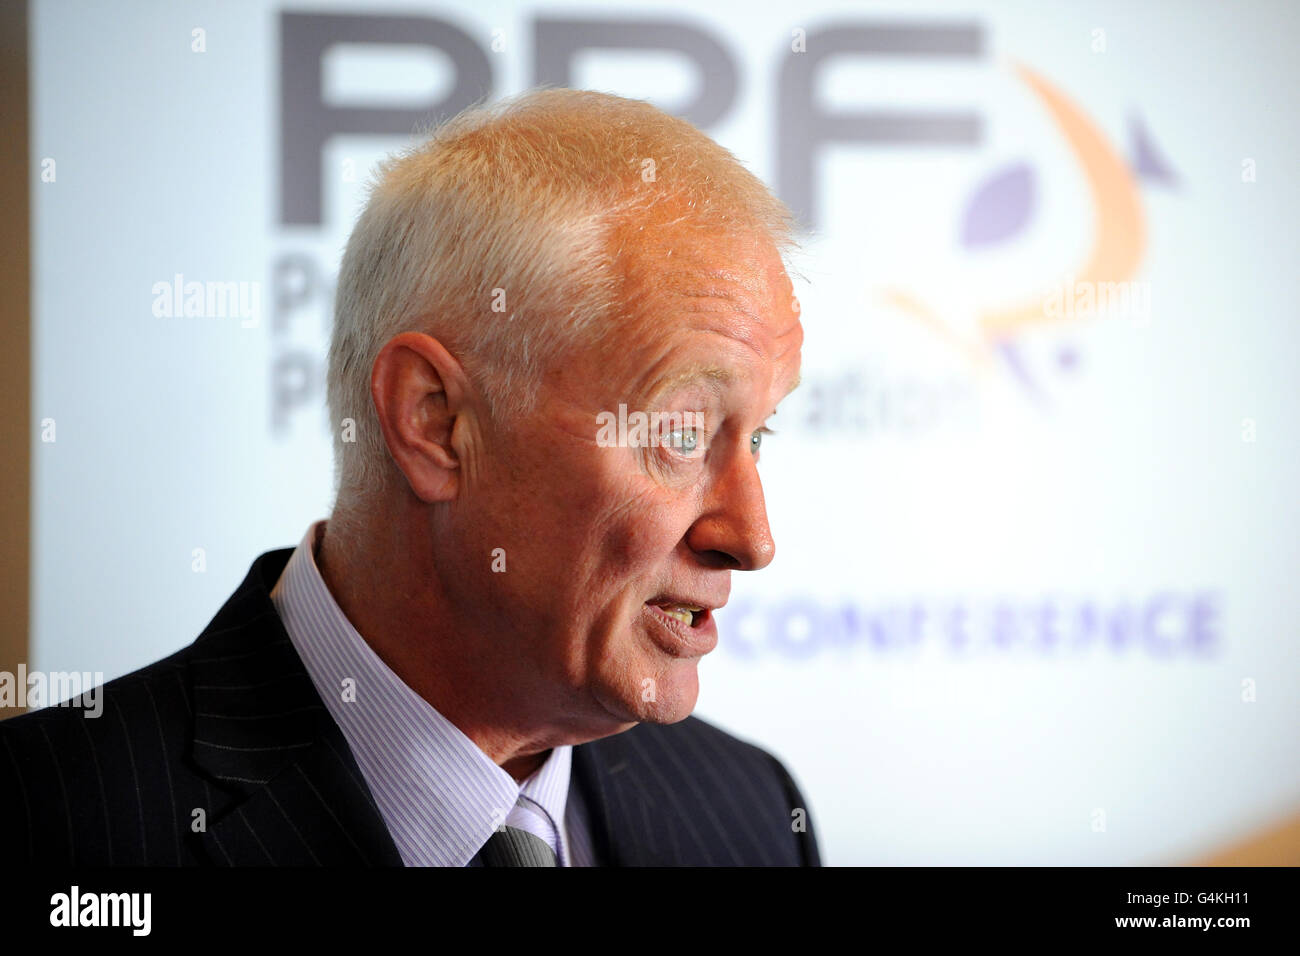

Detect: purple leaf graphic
[961, 162, 1036, 249]
[995, 341, 1047, 407]
[1129, 113, 1178, 187]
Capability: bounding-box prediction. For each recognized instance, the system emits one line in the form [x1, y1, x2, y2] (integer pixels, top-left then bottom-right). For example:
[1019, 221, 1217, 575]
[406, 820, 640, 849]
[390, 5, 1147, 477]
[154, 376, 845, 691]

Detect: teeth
[660, 606, 702, 629]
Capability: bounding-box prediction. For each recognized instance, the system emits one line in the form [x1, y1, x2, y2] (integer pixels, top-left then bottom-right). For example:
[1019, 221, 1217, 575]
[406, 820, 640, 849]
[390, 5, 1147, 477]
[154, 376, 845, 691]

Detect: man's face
[449, 228, 802, 735]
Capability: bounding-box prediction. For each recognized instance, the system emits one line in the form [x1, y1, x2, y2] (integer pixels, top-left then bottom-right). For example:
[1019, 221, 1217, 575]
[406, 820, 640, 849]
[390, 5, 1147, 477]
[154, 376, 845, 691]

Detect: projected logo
[879, 61, 1177, 406]
[266, 13, 1214, 663]
[719, 591, 1221, 663]
[271, 16, 1180, 430]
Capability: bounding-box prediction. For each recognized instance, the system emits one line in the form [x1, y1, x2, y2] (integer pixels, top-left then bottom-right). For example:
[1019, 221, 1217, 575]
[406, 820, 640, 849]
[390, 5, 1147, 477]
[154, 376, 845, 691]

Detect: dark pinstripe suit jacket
[0, 549, 821, 866]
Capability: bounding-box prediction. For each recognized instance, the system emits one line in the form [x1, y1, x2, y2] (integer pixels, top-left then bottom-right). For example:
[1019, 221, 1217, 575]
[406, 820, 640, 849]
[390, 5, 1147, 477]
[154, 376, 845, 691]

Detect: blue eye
[752, 427, 773, 456]
[666, 427, 701, 454]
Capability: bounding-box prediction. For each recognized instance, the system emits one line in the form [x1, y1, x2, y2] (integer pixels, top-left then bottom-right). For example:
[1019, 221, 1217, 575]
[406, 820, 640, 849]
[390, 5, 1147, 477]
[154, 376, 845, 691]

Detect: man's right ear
[369, 332, 475, 503]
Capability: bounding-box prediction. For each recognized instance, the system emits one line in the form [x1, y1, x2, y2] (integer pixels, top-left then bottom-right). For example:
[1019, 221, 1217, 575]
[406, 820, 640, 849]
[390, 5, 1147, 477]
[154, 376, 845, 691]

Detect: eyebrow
[645, 365, 802, 418]
[644, 365, 735, 404]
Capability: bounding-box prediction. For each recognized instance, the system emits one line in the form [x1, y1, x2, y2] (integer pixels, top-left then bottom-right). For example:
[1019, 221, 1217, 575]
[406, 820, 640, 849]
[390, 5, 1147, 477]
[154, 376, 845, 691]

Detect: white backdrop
[31, 0, 1300, 864]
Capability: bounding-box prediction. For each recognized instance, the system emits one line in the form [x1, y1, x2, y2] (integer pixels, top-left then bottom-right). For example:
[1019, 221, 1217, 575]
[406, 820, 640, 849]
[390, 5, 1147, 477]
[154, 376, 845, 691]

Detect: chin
[599, 667, 700, 726]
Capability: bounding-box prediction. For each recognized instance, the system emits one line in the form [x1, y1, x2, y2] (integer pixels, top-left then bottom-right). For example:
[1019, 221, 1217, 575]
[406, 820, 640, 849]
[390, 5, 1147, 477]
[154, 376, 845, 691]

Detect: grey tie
[474, 825, 558, 866]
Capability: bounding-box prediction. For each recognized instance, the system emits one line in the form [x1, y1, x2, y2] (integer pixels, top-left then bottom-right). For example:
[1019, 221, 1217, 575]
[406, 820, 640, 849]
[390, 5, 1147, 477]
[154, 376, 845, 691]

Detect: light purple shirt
[269, 520, 595, 866]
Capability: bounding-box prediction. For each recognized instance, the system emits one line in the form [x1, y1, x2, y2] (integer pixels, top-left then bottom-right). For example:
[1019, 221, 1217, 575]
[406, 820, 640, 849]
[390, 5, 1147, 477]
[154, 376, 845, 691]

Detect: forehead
[585, 231, 795, 408]
[611, 229, 802, 373]
[535, 222, 802, 424]
[628, 227, 791, 304]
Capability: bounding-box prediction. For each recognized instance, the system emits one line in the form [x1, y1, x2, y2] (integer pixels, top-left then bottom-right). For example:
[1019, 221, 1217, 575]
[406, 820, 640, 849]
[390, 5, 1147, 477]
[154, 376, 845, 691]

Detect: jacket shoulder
[582, 714, 822, 866]
[0, 548, 300, 866]
[0, 544, 297, 750]
[0, 647, 202, 865]
[0, 642, 194, 744]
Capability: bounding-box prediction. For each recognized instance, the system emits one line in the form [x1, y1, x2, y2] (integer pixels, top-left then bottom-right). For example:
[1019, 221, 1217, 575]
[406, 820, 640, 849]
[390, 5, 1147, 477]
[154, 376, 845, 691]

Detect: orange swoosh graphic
[980, 60, 1146, 341]
[878, 288, 994, 370]
[880, 59, 1148, 371]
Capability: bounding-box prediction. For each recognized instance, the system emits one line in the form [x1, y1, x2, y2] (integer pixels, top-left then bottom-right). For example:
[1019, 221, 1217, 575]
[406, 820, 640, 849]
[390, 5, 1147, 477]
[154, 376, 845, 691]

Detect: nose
[684, 441, 775, 571]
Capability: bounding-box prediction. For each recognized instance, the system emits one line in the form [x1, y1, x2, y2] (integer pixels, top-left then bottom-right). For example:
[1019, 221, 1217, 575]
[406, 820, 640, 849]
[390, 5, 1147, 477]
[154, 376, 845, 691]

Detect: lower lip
[642, 604, 718, 658]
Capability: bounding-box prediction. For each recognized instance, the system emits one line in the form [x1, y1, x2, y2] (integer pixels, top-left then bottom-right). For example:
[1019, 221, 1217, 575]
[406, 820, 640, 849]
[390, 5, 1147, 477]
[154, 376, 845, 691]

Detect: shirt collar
[269, 519, 573, 866]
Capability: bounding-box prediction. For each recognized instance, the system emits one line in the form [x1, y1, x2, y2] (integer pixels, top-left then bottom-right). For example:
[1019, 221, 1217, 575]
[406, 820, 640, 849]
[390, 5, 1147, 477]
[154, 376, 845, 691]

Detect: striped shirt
[268, 520, 595, 866]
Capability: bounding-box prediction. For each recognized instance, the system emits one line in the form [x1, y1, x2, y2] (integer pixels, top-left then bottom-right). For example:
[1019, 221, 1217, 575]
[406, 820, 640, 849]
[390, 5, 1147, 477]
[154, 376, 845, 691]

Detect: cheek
[611, 503, 684, 563]
[502, 438, 702, 601]
[530, 496, 685, 635]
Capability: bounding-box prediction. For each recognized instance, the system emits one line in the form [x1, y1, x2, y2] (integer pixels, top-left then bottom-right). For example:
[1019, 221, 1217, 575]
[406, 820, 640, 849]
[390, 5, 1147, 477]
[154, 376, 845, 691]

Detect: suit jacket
[0, 549, 821, 866]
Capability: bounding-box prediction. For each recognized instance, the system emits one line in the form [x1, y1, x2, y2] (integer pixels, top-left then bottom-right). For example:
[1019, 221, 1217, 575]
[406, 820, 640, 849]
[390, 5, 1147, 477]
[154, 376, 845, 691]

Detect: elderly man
[0, 89, 817, 866]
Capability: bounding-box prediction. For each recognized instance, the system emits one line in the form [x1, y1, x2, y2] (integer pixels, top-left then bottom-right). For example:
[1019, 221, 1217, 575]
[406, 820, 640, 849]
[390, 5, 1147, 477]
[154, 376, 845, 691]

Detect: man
[1, 89, 818, 866]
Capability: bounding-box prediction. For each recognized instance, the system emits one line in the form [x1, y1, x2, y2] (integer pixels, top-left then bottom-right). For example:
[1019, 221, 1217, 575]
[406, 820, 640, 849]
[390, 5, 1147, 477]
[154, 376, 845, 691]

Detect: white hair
[326, 87, 796, 522]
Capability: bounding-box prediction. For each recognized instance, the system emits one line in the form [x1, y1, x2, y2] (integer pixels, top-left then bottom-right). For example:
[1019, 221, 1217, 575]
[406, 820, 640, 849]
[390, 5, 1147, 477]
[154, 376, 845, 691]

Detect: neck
[315, 499, 568, 783]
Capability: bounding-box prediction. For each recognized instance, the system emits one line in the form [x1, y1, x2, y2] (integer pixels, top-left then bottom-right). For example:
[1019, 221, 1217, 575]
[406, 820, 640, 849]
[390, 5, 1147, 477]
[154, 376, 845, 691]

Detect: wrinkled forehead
[615, 221, 793, 301]
[589, 229, 801, 402]
[608, 225, 796, 351]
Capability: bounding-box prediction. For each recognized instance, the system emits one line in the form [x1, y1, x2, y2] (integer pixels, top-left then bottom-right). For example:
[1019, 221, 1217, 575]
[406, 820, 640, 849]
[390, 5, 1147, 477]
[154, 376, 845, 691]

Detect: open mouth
[642, 596, 720, 657]
[645, 599, 708, 629]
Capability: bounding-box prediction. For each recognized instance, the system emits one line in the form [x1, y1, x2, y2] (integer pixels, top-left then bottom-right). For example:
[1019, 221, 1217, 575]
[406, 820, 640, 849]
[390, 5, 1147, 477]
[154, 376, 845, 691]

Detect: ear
[370, 331, 475, 503]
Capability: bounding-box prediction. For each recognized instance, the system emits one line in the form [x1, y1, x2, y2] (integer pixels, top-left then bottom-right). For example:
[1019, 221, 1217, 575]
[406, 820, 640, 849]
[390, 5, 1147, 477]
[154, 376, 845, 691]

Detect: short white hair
[326, 87, 796, 516]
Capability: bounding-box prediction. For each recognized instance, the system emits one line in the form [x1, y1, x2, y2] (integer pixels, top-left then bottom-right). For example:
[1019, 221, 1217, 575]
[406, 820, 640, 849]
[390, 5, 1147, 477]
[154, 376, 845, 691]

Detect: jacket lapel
[184, 548, 694, 867]
[572, 731, 677, 866]
[187, 550, 403, 866]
